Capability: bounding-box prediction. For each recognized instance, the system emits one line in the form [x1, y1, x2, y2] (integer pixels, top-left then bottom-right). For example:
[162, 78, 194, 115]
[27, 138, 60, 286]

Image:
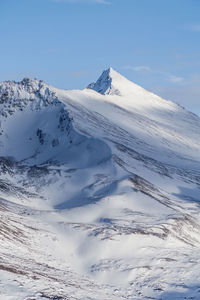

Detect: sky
[1, 0, 200, 114]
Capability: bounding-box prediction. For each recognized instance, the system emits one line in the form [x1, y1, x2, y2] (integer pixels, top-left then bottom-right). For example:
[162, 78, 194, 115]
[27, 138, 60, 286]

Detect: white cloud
[51, 0, 110, 4]
[124, 65, 151, 72]
[168, 75, 184, 83]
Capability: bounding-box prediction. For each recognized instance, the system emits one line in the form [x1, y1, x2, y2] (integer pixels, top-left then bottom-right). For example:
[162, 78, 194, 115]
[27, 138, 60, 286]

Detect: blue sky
[1, 0, 200, 114]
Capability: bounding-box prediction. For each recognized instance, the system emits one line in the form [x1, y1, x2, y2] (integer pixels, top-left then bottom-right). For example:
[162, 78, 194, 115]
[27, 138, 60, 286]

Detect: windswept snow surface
[0, 69, 200, 299]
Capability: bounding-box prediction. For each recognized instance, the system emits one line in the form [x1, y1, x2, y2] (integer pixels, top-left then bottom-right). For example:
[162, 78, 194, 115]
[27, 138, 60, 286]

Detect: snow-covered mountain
[1, 68, 200, 299]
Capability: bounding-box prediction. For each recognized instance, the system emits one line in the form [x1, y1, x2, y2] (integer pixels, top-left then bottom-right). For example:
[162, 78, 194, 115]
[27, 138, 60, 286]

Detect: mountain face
[0, 68, 200, 299]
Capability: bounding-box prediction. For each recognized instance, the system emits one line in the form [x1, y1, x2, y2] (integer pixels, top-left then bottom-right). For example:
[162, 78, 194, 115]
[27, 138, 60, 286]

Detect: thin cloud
[187, 24, 200, 32]
[151, 83, 200, 114]
[51, 0, 110, 4]
[124, 65, 184, 84]
[94, 0, 110, 3]
[124, 65, 151, 72]
[150, 74, 200, 114]
[168, 75, 184, 83]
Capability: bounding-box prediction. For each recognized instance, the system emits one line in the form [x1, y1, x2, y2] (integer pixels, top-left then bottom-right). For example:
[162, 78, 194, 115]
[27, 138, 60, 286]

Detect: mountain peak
[104, 67, 118, 77]
[0, 77, 59, 117]
[21, 77, 41, 87]
[87, 67, 144, 96]
[87, 67, 122, 95]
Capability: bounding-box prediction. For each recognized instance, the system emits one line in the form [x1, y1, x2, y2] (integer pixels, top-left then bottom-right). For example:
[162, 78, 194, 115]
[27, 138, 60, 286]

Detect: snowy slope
[0, 68, 200, 299]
